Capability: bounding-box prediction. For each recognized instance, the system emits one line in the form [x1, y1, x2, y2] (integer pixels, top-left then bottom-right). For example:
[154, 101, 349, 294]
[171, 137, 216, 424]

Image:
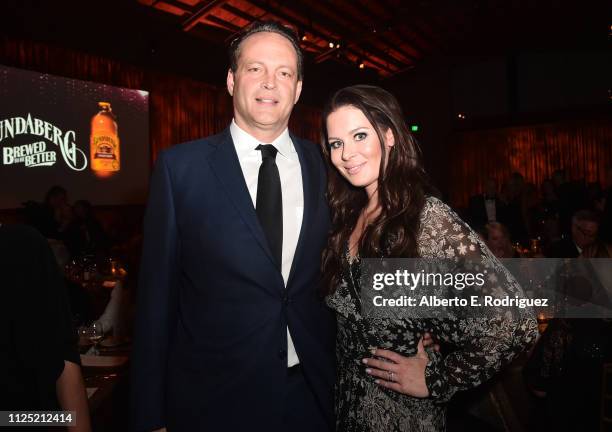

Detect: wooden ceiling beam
[320, 0, 420, 63]
[151, 0, 397, 74]
[221, 3, 263, 23]
[156, 0, 193, 13]
[206, 14, 242, 33]
[216, 2, 326, 54]
[356, 0, 438, 52]
[244, 0, 397, 74]
[182, 0, 228, 32]
[283, 0, 407, 69]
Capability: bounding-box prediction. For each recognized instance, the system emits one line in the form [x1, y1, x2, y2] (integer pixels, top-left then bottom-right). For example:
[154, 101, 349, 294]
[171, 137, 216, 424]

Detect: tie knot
[256, 144, 278, 161]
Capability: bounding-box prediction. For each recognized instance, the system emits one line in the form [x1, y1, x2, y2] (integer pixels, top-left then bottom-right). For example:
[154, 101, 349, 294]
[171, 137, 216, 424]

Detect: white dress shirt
[485, 198, 497, 222]
[230, 120, 304, 367]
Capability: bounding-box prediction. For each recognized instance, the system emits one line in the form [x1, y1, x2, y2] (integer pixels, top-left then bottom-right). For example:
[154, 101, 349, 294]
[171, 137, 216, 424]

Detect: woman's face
[326, 105, 393, 197]
[488, 229, 506, 250]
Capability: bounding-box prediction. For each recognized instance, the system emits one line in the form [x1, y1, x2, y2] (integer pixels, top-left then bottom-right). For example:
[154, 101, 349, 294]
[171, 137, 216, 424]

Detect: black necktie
[256, 144, 282, 266]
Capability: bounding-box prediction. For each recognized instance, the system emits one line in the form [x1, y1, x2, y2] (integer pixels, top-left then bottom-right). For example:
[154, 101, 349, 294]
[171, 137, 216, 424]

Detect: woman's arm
[422, 198, 538, 402]
[56, 360, 92, 432]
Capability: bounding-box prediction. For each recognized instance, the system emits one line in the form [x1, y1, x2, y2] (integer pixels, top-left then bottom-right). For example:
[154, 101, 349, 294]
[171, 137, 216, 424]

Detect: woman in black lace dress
[320, 85, 538, 431]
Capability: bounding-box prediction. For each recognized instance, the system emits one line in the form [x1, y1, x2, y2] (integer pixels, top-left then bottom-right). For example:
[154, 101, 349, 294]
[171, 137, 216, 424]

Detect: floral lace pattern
[326, 197, 538, 431]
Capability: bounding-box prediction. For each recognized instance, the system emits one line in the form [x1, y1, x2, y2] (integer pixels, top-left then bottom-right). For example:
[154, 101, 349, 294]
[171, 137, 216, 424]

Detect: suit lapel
[207, 129, 278, 268]
[287, 135, 320, 288]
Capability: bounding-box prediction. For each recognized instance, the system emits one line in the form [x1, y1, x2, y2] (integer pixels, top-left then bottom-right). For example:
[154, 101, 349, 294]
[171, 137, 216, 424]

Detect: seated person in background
[524, 276, 612, 431]
[65, 200, 110, 258]
[94, 279, 127, 339]
[25, 185, 74, 240]
[0, 224, 91, 432]
[483, 222, 518, 258]
[503, 172, 529, 243]
[467, 177, 504, 231]
[522, 182, 542, 239]
[548, 209, 600, 258]
[540, 179, 560, 217]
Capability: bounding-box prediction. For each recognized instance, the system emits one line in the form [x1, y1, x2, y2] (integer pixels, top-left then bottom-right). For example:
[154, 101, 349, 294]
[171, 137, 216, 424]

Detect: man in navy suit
[130, 21, 335, 432]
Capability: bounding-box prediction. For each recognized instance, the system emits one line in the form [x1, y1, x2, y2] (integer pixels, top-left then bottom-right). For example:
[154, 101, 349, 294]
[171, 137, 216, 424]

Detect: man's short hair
[228, 20, 303, 81]
[573, 209, 600, 225]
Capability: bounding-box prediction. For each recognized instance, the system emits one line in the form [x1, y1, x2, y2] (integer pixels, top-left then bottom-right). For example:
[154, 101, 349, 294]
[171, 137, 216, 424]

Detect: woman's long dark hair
[320, 85, 434, 295]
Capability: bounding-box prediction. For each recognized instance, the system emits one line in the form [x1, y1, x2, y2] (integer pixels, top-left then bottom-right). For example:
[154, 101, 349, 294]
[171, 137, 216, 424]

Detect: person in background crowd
[521, 182, 542, 239]
[540, 178, 560, 216]
[467, 177, 504, 231]
[503, 172, 528, 243]
[483, 222, 518, 259]
[548, 209, 601, 258]
[539, 179, 562, 250]
[64, 200, 109, 258]
[34, 185, 74, 240]
[524, 231, 612, 432]
[552, 169, 590, 237]
[0, 223, 91, 432]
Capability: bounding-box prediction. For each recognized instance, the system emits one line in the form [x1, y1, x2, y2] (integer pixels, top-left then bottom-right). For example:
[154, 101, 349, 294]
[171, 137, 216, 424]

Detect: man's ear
[294, 80, 303, 104]
[385, 128, 395, 147]
[227, 69, 235, 96]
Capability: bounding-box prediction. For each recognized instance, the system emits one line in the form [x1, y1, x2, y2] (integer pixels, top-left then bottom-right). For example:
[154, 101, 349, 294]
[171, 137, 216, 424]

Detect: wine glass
[86, 321, 105, 356]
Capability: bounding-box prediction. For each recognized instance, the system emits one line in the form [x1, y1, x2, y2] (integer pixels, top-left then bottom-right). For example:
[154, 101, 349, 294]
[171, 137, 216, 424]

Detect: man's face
[572, 220, 598, 249]
[488, 230, 505, 250]
[227, 32, 302, 140]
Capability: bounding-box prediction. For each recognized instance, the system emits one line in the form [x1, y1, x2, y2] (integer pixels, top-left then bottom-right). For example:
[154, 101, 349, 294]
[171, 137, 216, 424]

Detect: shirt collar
[574, 242, 583, 254]
[230, 119, 296, 161]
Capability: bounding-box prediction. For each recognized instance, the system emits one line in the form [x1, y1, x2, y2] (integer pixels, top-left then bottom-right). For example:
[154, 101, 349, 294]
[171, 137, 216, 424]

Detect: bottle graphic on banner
[90, 102, 120, 177]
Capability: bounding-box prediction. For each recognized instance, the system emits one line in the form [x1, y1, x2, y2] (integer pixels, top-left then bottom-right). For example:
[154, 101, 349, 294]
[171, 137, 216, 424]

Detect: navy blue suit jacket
[130, 128, 336, 431]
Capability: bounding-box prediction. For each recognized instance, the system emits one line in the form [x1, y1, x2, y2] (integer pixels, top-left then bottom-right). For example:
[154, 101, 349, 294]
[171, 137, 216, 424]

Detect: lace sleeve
[419, 197, 538, 402]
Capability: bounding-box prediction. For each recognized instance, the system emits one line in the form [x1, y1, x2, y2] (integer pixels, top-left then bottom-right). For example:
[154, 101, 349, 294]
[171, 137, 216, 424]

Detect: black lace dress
[326, 197, 538, 431]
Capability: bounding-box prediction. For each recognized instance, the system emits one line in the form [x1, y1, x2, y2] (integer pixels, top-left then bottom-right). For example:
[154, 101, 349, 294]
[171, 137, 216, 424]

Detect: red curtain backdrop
[0, 38, 322, 166]
[449, 118, 612, 208]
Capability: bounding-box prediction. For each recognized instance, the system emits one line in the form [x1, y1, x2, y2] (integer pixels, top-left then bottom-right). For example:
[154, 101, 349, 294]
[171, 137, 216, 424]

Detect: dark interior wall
[386, 58, 455, 199]
[386, 46, 610, 198]
[517, 49, 612, 113]
[450, 56, 510, 118]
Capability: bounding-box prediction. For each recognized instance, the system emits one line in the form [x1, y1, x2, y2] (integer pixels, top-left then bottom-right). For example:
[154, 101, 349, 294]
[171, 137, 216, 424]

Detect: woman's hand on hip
[362, 337, 430, 398]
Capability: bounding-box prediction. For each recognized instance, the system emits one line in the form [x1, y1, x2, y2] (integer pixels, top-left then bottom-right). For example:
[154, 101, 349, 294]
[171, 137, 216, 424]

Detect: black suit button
[282, 292, 290, 305]
[278, 349, 287, 360]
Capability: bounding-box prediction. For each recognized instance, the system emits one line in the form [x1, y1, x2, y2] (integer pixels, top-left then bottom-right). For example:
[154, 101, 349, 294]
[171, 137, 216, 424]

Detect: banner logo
[0, 114, 88, 171]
